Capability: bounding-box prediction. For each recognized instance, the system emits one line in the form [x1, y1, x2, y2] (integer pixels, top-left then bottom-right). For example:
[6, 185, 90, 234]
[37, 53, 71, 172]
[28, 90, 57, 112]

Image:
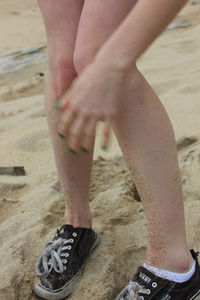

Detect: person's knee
[73, 46, 98, 75]
[73, 45, 142, 94]
[74, 47, 140, 81]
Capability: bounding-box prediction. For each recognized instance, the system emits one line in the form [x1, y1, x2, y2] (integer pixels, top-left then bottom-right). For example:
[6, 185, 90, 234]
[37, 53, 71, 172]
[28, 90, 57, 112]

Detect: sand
[0, 1, 200, 299]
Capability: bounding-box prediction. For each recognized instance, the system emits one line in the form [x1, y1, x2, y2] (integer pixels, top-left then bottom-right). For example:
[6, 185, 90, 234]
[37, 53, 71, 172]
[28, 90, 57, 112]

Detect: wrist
[94, 50, 135, 82]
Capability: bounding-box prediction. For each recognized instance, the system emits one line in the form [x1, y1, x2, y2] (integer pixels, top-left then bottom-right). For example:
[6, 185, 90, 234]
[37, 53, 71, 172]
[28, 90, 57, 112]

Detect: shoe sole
[33, 232, 101, 300]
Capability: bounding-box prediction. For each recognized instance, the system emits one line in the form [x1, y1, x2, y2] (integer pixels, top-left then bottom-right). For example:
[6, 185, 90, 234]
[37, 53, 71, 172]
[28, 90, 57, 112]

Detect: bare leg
[112, 69, 193, 272]
[37, 0, 93, 228]
[74, 0, 193, 272]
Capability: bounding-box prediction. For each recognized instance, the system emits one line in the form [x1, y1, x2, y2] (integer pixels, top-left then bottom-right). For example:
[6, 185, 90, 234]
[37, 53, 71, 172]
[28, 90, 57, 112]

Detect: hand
[54, 59, 127, 154]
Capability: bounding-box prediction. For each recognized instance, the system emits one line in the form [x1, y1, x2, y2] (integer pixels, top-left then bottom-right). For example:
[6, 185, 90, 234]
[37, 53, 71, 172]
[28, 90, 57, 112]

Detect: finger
[53, 84, 74, 111]
[101, 119, 112, 151]
[67, 113, 89, 152]
[80, 117, 97, 153]
[53, 95, 70, 111]
[57, 108, 76, 138]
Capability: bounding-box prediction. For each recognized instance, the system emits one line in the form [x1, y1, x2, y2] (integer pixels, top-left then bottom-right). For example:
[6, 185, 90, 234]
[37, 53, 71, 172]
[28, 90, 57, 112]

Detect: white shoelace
[117, 280, 150, 300]
[35, 237, 74, 277]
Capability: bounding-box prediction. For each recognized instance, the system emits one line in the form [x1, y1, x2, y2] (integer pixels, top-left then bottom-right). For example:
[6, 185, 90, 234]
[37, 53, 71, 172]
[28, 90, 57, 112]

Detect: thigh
[74, 0, 138, 68]
[37, 0, 84, 61]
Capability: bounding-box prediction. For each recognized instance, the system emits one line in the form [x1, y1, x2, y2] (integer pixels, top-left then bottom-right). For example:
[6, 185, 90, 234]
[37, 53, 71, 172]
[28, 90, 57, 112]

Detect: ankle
[146, 248, 194, 273]
[65, 211, 92, 229]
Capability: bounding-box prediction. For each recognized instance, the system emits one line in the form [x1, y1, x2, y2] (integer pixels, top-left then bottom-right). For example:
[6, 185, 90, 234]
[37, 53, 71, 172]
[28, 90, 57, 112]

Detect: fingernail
[57, 132, 65, 139]
[101, 145, 108, 151]
[53, 100, 62, 110]
[68, 148, 77, 155]
[80, 147, 89, 154]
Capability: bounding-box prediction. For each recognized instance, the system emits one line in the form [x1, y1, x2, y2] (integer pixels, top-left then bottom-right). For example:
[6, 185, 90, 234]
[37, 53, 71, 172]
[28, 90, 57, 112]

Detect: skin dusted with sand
[37, 0, 192, 277]
[1, 0, 200, 299]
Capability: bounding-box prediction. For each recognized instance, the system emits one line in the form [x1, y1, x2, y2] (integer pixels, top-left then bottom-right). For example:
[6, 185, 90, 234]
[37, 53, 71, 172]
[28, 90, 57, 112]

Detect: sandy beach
[0, 0, 200, 299]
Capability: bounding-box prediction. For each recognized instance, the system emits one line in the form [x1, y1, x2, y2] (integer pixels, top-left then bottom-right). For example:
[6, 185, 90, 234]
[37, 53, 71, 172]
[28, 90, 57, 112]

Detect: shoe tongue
[133, 266, 155, 286]
[58, 224, 74, 238]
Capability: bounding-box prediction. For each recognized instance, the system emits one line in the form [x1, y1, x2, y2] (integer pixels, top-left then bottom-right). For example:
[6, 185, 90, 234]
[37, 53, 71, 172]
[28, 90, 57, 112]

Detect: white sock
[143, 259, 196, 283]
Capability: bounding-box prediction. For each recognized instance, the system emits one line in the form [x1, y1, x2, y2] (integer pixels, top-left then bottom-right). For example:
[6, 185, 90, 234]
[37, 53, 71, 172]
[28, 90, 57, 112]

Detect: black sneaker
[34, 224, 100, 300]
[115, 249, 200, 300]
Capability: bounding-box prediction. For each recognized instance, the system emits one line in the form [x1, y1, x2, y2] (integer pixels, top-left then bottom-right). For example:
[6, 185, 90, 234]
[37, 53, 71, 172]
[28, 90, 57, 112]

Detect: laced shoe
[34, 224, 100, 300]
[115, 249, 200, 300]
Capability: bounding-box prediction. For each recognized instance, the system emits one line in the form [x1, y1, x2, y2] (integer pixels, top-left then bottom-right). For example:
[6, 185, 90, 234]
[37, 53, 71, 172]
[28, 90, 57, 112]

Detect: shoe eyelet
[63, 266, 66, 270]
[60, 252, 69, 258]
[69, 238, 74, 243]
[146, 289, 151, 294]
[72, 232, 77, 237]
[62, 259, 68, 264]
[66, 245, 72, 250]
[152, 282, 157, 288]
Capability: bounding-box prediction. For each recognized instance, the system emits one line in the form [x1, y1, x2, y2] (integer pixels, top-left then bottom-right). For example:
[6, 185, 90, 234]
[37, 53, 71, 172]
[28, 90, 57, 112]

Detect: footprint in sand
[29, 106, 46, 118]
[179, 84, 200, 95]
[177, 136, 198, 151]
[16, 128, 51, 152]
[40, 197, 66, 237]
[152, 79, 180, 95]
[0, 181, 27, 224]
[0, 198, 19, 224]
[176, 137, 200, 168]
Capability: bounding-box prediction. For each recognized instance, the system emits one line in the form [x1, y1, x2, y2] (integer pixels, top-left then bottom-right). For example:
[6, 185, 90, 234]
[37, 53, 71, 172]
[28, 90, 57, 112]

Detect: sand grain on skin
[0, 0, 200, 299]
